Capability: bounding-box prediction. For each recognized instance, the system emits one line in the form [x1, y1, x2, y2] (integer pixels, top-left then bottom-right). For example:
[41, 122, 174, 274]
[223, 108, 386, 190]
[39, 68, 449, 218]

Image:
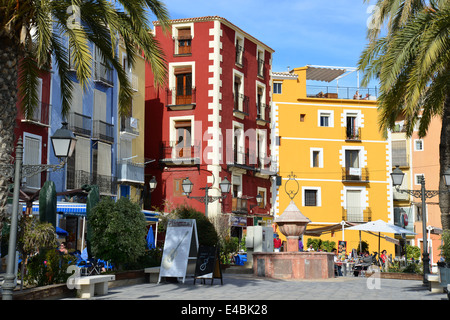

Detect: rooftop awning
[23, 202, 87, 216]
[306, 65, 357, 83]
[304, 222, 357, 237]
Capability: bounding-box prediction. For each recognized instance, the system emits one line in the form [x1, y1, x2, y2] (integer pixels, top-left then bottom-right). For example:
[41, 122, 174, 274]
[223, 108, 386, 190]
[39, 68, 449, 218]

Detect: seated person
[353, 252, 372, 276]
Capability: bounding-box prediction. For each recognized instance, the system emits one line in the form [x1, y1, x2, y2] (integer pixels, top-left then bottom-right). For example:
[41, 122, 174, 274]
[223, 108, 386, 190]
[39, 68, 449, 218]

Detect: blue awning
[23, 202, 87, 216]
[142, 210, 159, 223]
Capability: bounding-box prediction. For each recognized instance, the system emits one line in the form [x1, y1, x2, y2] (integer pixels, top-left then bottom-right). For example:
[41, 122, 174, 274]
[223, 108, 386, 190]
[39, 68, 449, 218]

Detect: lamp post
[1, 122, 76, 300]
[182, 175, 231, 217]
[250, 194, 263, 210]
[390, 166, 450, 284]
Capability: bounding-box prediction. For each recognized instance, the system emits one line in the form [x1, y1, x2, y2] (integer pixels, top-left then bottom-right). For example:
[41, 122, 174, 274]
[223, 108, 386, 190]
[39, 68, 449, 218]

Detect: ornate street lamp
[390, 165, 450, 284]
[1, 122, 76, 300]
[149, 176, 158, 192]
[182, 175, 231, 217]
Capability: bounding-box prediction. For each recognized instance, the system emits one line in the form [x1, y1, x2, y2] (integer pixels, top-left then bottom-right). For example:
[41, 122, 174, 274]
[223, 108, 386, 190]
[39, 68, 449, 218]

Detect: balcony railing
[342, 207, 372, 222]
[68, 112, 91, 136]
[160, 141, 200, 164]
[342, 167, 369, 182]
[117, 160, 144, 184]
[66, 169, 117, 195]
[120, 116, 139, 137]
[226, 147, 256, 170]
[94, 61, 114, 86]
[93, 120, 114, 144]
[233, 93, 249, 115]
[23, 102, 50, 126]
[166, 87, 196, 107]
[232, 197, 248, 214]
[256, 102, 270, 123]
[307, 85, 378, 100]
[346, 127, 361, 141]
[127, 73, 139, 92]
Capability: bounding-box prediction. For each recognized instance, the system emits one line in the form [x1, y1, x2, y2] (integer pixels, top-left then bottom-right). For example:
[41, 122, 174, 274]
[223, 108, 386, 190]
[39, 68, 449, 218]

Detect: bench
[144, 267, 160, 283]
[425, 274, 444, 293]
[76, 275, 116, 299]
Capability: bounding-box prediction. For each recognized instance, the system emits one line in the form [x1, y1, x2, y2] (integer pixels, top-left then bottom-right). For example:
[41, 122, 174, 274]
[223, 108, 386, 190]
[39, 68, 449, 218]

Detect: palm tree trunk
[439, 94, 450, 231]
[0, 35, 20, 239]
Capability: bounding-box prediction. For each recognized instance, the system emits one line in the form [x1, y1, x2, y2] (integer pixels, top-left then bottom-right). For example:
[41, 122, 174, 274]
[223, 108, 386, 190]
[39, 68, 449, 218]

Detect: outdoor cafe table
[336, 261, 355, 276]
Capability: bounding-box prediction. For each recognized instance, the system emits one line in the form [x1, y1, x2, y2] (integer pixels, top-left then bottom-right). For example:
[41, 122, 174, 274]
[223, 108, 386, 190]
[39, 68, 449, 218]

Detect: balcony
[342, 207, 372, 223]
[68, 112, 91, 137]
[160, 141, 200, 166]
[93, 62, 114, 87]
[66, 169, 117, 195]
[233, 93, 249, 119]
[232, 197, 248, 214]
[345, 126, 361, 141]
[226, 147, 257, 172]
[93, 120, 114, 144]
[256, 102, 270, 126]
[127, 73, 139, 92]
[255, 155, 278, 176]
[120, 116, 139, 139]
[342, 167, 369, 183]
[22, 102, 50, 126]
[166, 87, 196, 110]
[307, 85, 378, 100]
[117, 160, 144, 184]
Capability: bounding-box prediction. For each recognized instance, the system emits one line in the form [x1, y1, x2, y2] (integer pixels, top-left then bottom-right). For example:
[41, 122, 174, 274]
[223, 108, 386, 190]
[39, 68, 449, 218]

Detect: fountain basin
[253, 251, 334, 280]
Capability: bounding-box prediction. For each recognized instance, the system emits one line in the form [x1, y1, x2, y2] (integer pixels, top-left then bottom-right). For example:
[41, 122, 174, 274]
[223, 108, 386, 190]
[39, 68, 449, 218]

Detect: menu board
[338, 240, 347, 260]
[194, 245, 223, 285]
[159, 219, 198, 283]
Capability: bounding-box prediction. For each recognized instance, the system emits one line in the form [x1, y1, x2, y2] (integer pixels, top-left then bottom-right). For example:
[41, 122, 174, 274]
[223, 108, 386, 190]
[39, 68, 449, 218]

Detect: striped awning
[23, 202, 87, 216]
[142, 210, 160, 223]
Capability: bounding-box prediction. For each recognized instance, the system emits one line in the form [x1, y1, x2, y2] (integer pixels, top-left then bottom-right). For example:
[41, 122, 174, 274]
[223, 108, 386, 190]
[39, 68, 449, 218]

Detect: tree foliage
[88, 197, 147, 269]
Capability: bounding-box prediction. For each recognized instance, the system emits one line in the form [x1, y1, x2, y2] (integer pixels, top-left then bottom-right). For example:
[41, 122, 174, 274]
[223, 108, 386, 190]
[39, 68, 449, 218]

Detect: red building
[145, 16, 276, 235]
[14, 68, 52, 196]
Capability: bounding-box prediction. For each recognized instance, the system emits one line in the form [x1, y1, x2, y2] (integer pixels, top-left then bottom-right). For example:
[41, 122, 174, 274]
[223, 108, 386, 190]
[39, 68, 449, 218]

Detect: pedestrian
[332, 248, 343, 276]
[298, 239, 303, 251]
[273, 233, 282, 252]
[307, 244, 314, 252]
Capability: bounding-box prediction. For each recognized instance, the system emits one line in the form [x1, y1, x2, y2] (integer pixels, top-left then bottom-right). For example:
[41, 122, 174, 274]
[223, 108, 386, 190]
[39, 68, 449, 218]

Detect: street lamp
[390, 165, 450, 284]
[182, 175, 231, 217]
[250, 194, 263, 209]
[1, 122, 76, 300]
[149, 176, 158, 192]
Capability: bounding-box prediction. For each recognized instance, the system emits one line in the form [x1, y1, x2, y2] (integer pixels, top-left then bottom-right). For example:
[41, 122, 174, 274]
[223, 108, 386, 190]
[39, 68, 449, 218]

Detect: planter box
[364, 272, 422, 280]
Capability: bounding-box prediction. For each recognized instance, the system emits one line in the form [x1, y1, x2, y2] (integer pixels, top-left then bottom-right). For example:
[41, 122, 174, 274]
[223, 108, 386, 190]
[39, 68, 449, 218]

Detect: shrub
[25, 249, 74, 286]
[89, 197, 147, 270]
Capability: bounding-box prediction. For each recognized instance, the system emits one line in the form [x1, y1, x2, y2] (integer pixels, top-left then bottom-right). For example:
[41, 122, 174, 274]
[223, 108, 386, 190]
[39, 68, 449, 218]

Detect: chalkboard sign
[194, 245, 223, 285]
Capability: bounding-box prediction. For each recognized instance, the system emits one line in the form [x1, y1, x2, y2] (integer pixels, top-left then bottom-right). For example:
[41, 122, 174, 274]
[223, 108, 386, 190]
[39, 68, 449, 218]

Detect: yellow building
[117, 42, 147, 204]
[272, 66, 395, 257]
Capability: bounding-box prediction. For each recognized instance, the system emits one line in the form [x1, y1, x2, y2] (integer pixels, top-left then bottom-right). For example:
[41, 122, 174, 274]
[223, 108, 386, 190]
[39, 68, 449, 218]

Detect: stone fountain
[252, 173, 335, 279]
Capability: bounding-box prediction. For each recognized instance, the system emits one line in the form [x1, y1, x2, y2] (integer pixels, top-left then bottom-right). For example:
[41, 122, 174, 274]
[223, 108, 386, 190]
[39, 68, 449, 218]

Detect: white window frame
[310, 148, 323, 168]
[168, 61, 196, 105]
[169, 115, 195, 147]
[257, 186, 267, 208]
[273, 82, 282, 94]
[235, 32, 244, 66]
[23, 132, 42, 189]
[233, 69, 245, 112]
[302, 186, 321, 207]
[318, 110, 334, 127]
[232, 121, 245, 164]
[172, 22, 194, 55]
[256, 81, 267, 120]
[414, 139, 424, 151]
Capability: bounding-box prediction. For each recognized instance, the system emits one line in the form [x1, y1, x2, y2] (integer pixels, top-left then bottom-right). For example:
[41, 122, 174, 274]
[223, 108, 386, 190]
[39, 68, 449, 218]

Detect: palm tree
[358, 1, 450, 229]
[0, 1, 170, 237]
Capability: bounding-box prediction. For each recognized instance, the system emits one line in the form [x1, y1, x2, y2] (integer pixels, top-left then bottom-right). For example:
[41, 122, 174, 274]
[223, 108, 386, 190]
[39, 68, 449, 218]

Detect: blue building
[48, 44, 119, 251]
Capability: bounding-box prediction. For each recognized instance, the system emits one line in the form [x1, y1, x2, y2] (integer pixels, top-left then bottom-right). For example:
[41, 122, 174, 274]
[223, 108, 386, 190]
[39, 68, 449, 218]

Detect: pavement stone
[60, 273, 448, 301]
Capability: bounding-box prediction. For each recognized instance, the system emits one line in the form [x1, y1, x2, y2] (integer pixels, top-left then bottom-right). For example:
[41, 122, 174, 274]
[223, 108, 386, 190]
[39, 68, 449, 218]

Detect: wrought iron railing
[342, 167, 369, 182]
[120, 116, 139, 136]
[68, 112, 91, 136]
[160, 141, 201, 163]
[342, 207, 372, 222]
[66, 169, 117, 195]
[232, 197, 248, 214]
[166, 87, 196, 106]
[23, 102, 51, 126]
[307, 85, 378, 100]
[93, 120, 114, 143]
[233, 93, 249, 115]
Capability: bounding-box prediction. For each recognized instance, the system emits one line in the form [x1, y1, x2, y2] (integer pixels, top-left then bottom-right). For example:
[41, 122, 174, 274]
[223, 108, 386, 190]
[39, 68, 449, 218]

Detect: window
[273, 82, 282, 94]
[175, 120, 192, 158]
[23, 134, 41, 189]
[300, 114, 306, 122]
[233, 71, 246, 113]
[311, 149, 322, 168]
[318, 110, 333, 127]
[173, 178, 184, 196]
[414, 139, 424, 151]
[345, 150, 360, 169]
[257, 49, 264, 77]
[304, 190, 318, 206]
[175, 67, 193, 105]
[256, 85, 266, 120]
[302, 187, 321, 207]
[257, 188, 266, 209]
[235, 36, 244, 66]
[176, 28, 192, 55]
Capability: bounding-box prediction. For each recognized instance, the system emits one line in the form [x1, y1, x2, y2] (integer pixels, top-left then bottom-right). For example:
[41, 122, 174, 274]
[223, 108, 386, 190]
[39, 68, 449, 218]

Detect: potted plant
[438, 230, 450, 289]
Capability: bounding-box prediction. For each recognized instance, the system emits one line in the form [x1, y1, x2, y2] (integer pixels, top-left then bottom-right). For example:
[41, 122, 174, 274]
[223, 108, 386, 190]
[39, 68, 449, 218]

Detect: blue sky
[162, 0, 379, 88]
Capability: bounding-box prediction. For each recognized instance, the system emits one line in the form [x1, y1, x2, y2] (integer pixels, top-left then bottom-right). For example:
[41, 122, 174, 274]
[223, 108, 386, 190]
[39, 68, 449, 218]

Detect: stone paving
[61, 273, 448, 301]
